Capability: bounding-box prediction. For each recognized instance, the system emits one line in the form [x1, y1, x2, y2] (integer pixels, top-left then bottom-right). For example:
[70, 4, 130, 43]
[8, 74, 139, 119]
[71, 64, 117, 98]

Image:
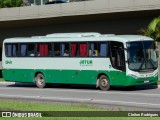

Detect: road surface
[0, 82, 160, 111]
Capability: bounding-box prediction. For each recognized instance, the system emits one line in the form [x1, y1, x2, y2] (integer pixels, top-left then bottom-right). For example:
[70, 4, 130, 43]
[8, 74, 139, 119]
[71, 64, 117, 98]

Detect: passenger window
[89, 42, 108, 57]
[5, 43, 19, 57]
[20, 44, 27, 57]
[79, 43, 88, 57]
[100, 43, 108, 57]
[12, 44, 18, 57]
[37, 43, 52, 57]
[27, 43, 35, 57]
[61, 43, 70, 57]
[54, 43, 60, 56]
[71, 43, 78, 57]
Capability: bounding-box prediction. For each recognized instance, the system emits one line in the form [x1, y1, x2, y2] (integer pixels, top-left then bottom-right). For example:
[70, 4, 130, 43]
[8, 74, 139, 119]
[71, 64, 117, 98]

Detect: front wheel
[35, 73, 46, 88]
[99, 75, 110, 91]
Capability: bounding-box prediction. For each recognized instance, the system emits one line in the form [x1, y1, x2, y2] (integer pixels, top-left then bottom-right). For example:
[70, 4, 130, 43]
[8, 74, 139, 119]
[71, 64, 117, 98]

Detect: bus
[2, 32, 158, 90]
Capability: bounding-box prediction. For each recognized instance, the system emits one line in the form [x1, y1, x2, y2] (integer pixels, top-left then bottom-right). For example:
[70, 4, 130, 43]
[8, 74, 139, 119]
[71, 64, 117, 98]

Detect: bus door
[109, 41, 126, 85]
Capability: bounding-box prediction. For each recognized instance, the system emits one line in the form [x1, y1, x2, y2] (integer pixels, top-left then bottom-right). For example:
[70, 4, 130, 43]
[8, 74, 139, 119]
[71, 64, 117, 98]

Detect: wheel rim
[100, 78, 108, 87]
[37, 76, 44, 85]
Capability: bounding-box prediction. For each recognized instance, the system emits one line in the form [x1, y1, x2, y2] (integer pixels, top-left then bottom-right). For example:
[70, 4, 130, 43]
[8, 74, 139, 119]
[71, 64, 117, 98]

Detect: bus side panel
[3, 69, 34, 83]
[3, 69, 97, 85]
[107, 71, 127, 86]
[44, 70, 76, 84]
[45, 70, 97, 85]
[72, 70, 97, 85]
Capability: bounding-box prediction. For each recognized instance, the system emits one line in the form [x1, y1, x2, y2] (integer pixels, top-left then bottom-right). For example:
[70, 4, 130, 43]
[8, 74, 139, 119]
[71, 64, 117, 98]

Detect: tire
[99, 75, 110, 91]
[35, 73, 46, 88]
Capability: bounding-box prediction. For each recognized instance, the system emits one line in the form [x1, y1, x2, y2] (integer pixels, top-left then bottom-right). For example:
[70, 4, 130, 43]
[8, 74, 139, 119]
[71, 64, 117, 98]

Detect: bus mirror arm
[125, 60, 130, 64]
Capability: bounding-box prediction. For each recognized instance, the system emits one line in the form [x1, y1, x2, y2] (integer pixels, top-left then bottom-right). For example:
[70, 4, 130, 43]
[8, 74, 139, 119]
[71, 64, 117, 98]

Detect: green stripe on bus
[2, 69, 158, 86]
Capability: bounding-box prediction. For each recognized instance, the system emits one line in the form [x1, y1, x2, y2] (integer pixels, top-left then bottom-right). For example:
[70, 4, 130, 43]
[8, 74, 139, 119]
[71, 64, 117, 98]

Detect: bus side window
[79, 43, 87, 57]
[89, 42, 107, 57]
[39, 44, 48, 56]
[5, 44, 19, 57]
[27, 43, 35, 57]
[61, 43, 69, 57]
[89, 43, 94, 56]
[100, 43, 108, 57]
[71, 43, 78, 57]
[5, 44, 12, 57]
[89, 42, 99, 57]
[37, 43, 51, 57]
[54, 43, 60, 56]
[20, 44, 27, 57]
[48, 43, 53, 57]
[12, 44, 18, 57]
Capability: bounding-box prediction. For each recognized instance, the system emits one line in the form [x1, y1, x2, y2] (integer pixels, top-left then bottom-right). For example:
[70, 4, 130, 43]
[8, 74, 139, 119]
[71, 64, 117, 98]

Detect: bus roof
[3, 33, 153, 43]
[46, 32, 101, 37]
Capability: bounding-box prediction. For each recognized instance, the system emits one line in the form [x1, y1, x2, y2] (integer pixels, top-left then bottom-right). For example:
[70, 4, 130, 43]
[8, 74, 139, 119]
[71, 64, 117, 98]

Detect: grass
[0, 100, 160, 120]
[158, 80, 160, 85]
[0, 78, 4, 82]
[0, 100, 103, 111]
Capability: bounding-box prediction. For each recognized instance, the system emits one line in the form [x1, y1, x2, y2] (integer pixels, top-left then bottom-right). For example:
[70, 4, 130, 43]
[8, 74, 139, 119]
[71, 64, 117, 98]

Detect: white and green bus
[2, 32, 158, 90]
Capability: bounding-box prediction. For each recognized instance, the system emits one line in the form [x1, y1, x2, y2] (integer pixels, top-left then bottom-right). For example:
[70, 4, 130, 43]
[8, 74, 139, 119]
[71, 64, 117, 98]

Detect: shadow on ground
[6, 82, 158, 91]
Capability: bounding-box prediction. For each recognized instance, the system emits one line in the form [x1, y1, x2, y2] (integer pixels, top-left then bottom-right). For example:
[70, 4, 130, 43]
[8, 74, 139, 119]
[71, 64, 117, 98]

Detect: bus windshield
[127, 41, 158, 71]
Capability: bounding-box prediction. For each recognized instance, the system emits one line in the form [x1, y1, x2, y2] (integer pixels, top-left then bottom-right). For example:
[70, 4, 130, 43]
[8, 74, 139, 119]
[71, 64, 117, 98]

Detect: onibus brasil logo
[79, 60, 93, 66]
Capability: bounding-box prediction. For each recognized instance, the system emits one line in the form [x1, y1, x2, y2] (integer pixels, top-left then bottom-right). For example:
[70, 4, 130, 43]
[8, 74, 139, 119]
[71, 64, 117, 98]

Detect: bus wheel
[35, 73, 46, 88]
[99, 75, 110, 91]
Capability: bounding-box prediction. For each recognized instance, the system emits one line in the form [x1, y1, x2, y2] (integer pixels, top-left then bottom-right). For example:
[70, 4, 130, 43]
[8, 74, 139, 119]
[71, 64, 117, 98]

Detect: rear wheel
[99, 75, 110, 91]
[35, 73, 46, 88]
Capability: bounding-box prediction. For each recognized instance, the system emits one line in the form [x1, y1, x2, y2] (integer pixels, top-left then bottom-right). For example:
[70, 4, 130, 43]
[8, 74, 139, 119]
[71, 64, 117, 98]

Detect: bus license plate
[144, 80, 149, 83]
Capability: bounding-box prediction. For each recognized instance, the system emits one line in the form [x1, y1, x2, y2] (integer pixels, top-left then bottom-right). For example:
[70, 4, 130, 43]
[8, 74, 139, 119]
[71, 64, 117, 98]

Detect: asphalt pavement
[0, 82, 160, 111]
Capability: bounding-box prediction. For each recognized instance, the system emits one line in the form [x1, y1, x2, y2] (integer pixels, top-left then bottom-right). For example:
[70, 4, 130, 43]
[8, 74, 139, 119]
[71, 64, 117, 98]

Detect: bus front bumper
[126, 75, 158, 86]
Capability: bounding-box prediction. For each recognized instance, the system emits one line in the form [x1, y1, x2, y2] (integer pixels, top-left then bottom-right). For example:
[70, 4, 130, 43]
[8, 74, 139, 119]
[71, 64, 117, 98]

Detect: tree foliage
[139, 16, 160, 41]
[0, 0, 23, 8]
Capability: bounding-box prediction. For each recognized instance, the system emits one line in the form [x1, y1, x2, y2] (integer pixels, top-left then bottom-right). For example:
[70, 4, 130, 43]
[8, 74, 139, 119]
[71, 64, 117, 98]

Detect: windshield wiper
[138, 58, 156, 72]
[148, 59, 156, 69]
[138, 59, 145, 72]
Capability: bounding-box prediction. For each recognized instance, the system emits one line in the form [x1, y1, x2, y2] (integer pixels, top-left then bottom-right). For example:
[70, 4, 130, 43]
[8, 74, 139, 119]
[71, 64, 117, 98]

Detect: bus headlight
[154, 72, 158, 77]
[128, 74, 138, 79]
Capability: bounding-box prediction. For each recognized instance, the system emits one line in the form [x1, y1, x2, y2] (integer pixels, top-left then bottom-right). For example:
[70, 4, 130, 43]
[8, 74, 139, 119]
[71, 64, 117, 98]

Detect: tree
[139, 16, 160, 42]
[0, 0, 23, 8]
